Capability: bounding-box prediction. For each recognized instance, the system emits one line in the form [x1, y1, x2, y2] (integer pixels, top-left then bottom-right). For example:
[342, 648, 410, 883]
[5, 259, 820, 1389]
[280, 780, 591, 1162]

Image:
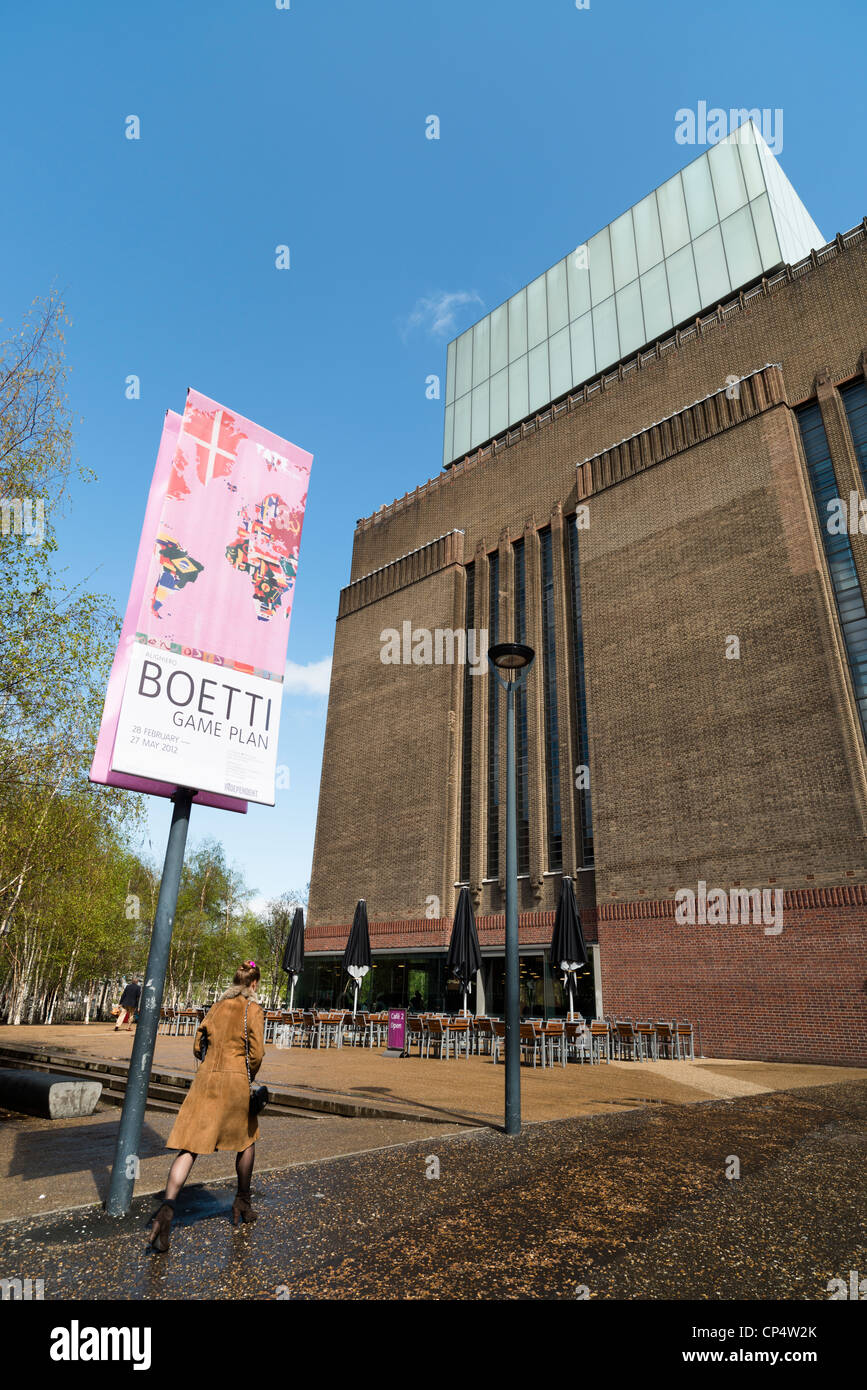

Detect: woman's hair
[233, 961, 260, 988]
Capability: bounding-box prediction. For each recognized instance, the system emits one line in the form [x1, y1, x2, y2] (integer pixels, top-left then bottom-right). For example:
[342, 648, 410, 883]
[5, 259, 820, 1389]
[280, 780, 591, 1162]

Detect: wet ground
[2, 1079, 864, 1300]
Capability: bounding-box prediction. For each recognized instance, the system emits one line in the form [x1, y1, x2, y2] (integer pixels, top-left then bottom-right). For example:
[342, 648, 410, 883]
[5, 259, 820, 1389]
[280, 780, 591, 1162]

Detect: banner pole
[106, 787, 194, 1217]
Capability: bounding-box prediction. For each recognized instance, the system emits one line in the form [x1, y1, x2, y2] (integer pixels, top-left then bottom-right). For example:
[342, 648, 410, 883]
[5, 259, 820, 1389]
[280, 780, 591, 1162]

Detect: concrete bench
[0, 1068, 102, 1119]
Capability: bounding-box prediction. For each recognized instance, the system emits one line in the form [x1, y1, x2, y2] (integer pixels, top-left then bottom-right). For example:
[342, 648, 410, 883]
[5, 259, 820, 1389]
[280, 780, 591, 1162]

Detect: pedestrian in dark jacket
[115, 977, 141, 1031]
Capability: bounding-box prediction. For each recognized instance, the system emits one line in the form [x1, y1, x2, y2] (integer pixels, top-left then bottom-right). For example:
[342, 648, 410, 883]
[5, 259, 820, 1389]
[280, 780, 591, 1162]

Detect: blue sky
[2, 0, 864, 909]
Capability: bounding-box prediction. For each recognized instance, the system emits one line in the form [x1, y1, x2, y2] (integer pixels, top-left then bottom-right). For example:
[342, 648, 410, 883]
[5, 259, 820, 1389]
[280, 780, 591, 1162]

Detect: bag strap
[243, 1001, 252, 1092]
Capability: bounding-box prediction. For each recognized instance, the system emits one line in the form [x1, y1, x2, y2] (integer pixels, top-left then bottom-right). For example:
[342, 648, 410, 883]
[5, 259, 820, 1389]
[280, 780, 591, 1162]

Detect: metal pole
[504, 679, 521, 1135]
[106, 788, 194, 1216]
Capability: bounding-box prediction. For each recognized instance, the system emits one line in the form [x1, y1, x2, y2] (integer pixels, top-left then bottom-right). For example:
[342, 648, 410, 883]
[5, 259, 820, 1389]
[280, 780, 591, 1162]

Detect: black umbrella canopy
[342, 900, 372, 975]
[550, 876, 588, 970]
[281, 907, 305, 976]
[446, 887, 482, 986]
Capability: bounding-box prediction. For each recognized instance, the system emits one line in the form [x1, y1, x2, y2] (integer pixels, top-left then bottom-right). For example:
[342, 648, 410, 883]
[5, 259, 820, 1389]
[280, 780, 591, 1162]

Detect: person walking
[147, 961, 265, 1252]
[114, 977, 141, 1031]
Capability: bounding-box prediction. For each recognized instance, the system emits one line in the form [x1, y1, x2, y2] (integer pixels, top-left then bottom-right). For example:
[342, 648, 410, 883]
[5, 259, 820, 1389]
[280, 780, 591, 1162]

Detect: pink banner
[90, 390, 313, 808]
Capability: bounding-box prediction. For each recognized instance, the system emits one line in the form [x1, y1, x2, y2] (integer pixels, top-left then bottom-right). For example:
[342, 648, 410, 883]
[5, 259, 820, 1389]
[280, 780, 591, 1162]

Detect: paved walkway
[2, 1079, 864, 1300]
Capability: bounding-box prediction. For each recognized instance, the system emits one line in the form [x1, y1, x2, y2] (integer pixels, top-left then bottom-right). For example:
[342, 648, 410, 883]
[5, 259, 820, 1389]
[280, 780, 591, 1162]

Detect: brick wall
[597, 888, 867, 1065]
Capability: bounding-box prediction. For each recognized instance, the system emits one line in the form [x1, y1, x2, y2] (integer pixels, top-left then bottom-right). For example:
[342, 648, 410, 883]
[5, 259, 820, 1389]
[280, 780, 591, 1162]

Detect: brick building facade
[307, 138, 867, 1064]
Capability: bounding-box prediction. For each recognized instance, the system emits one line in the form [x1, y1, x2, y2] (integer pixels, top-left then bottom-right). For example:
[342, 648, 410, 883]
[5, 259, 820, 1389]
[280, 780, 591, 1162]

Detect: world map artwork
[148, 402, 306, 636]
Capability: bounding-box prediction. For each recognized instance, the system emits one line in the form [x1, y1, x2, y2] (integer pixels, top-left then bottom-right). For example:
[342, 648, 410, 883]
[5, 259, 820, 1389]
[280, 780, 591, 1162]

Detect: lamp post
[488, 641, 535, 1136]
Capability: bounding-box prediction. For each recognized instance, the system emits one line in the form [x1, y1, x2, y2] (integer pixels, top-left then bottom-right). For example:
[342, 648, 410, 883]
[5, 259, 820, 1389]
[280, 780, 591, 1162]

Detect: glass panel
[665, 244, 701, 322]
[472, 316, 490, 387]
[453, 392, 471, 458]
[797, 402, 867, 738]
[509, 354, 529, 421]
[682, 154, 718, 238]
[693, 223, 731, 306]
[508, 289, 527, 362]
[736, 123, 765, 200]
[639, 261, 672, 342]
[570, 313, 595, 386]
[610, 209, 638, 291]
[527, 274, 548, 349]
[633, 191, 664, 274]
[446, 339, 456, 405]
[539, 530, 562, 871]
[749, 192, 781, 268]
[489, 367, 509, 437]
[513, 541, 530, 876]
[487, 552, 500, 878]
[708, 138, 748, 220]
[549, 325, 572, 399]
[568, 518, 593, 866]
[567, 245, 592, 319]
[470, 381, 490, 449]
[490, 303, 508, 375]
[455, 329, 472, 398]
[615, 280, 646, 356]
[443, 402, 454, 465]
[588, 226, 614, 305]
[546, 260, 569, 335]
[592, 297, 619, 372]
[528, 342, 550, 412]
[459, 563, 475, 884]
[721, 205, 762, 288]
[656, 171, 690, 256]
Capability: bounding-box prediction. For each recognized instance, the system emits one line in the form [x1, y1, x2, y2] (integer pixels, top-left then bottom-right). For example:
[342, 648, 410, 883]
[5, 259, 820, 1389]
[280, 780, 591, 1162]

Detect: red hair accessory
[247, 960, 256, 968]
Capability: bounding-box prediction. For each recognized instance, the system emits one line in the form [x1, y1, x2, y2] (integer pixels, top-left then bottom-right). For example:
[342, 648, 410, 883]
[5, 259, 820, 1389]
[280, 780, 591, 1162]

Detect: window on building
[797, 401, 867, 739]
[487, 551, 500, 878]
[513, 540, 531, 875]
[568, 515, 594, 865]
[539, 529, 563, 870]
[459, 563, 475, 883]
[841, 378, 867, 491]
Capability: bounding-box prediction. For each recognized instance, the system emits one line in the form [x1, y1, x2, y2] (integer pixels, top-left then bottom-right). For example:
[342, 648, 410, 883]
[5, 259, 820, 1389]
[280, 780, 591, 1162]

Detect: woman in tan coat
[147, 961, 265, 1252]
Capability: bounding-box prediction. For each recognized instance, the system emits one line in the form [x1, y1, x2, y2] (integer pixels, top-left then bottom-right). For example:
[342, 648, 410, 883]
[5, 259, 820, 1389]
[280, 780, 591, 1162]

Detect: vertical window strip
[568, 518, 594, 865]
[797, 402, 867, 738]
[458, 563, 475, 883]
[841, 379, 867, 492]
[539, 529, 563, 870]
[487, 552, 500, 878]
[513, 540, 530, 875]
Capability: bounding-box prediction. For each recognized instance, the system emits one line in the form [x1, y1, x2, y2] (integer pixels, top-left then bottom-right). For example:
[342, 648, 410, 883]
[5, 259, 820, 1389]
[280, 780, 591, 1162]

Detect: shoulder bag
[244, 1000, 269, 1116]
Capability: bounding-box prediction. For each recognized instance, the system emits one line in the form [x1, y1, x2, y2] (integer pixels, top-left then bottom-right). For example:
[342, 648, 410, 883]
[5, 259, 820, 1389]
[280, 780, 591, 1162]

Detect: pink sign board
[387, 1009, 408, 1052]
[90, 390, 313, 808]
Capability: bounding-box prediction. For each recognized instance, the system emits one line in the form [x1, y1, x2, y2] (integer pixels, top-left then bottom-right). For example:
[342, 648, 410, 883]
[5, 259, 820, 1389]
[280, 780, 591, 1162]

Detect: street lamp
[488, 641, 535, 1135]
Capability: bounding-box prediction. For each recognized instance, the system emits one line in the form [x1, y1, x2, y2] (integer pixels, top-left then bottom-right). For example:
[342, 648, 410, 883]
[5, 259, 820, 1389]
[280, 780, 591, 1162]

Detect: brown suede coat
[166, 986, 265, 1154]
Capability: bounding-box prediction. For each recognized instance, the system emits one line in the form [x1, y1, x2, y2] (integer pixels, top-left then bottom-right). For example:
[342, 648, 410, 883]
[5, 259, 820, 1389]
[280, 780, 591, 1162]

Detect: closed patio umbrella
[281, 907, 305, 1009]
[550, 876, 588, 1021]
[343, 899, 372, 1016]
[446, 887, 482, 1016]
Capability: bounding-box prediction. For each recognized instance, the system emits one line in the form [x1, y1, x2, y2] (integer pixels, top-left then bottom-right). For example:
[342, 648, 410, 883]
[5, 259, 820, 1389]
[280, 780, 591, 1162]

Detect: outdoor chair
[474, 1017, 495, 1057]
[425, 1017, 447, 1059]
[519, 1022, 544, 1068]
[654, 1021, 676, 1058]
[264, 1011, 280, 1043]
[445, 1017, 472, 1059]
[490, 1018, 506, 1065]
[634, 1020, 656, 1061]
[301, 1010, 320, 1048]
[589, 1020, 611, 1063]
[542, 1019, 566, 1067]
[565, 1020, 590, 1064]
[676, 1021, 695, 1060]
[408, 1016, 426, 1057]
[614, 1020, 640, 1060]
